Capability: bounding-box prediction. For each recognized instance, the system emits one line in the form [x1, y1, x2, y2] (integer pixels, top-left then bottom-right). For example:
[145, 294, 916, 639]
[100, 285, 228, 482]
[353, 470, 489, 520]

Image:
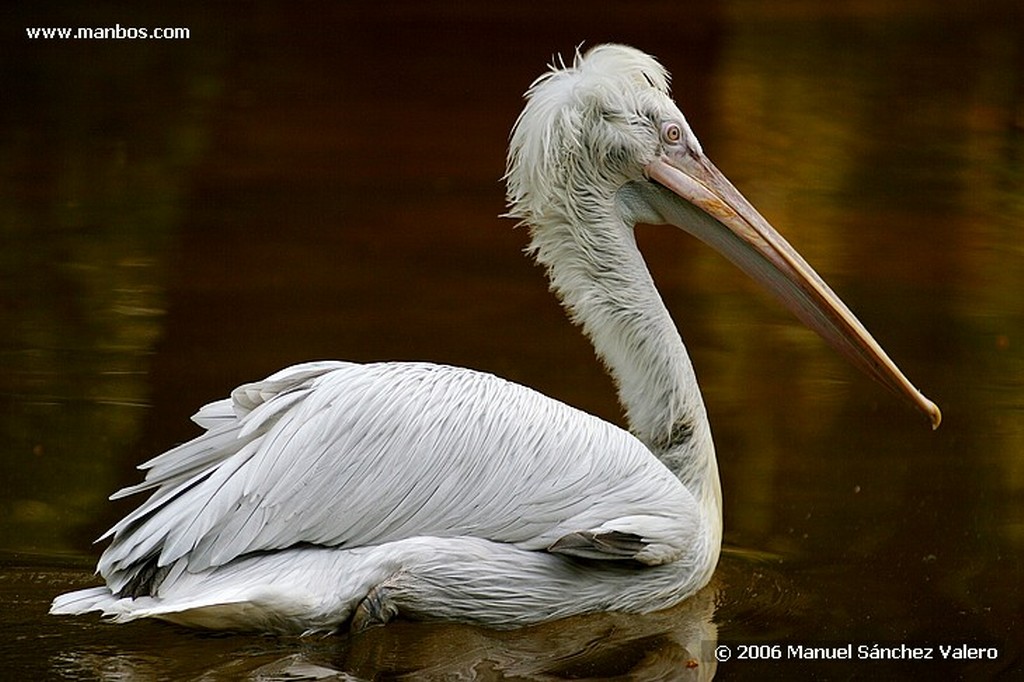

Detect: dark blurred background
[1, 1, 1022, 679]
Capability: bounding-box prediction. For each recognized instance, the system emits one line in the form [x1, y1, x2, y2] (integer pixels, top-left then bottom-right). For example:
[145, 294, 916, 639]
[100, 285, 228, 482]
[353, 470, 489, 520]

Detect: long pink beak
[643, 150, 941, 429]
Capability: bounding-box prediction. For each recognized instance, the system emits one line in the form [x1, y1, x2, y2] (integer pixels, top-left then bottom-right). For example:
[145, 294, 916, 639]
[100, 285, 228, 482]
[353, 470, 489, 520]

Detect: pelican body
[51, 45, 939, 634]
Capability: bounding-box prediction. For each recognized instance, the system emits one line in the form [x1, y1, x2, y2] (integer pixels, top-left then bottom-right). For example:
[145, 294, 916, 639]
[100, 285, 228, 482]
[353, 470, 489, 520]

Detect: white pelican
[51, 44, 940, 635]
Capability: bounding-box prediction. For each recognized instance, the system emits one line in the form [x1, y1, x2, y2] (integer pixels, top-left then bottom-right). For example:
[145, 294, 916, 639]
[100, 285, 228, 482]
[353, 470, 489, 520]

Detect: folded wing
[98, 361, 698, 595]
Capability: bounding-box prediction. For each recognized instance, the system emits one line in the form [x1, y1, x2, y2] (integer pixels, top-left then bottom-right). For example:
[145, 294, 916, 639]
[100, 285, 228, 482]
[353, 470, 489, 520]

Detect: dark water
[2, 2, 1022, 679]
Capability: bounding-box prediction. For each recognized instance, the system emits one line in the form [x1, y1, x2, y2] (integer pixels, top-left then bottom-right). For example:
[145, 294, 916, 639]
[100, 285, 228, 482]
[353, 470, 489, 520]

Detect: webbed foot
[351, 584, 399, 633]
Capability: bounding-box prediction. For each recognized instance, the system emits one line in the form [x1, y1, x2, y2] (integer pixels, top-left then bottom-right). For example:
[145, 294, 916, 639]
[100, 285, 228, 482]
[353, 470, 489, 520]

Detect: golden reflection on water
[1, 1, 1022, 679]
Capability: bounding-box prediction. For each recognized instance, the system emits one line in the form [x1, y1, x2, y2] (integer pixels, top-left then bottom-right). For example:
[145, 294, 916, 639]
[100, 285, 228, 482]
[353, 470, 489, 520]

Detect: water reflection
[2, 1, 1022, 679]
[11, 558, 724, 681]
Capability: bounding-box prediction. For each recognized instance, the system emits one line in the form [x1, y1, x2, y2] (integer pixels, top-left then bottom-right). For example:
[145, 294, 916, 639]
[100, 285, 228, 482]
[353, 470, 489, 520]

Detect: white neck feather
[526, 195, 721, 521]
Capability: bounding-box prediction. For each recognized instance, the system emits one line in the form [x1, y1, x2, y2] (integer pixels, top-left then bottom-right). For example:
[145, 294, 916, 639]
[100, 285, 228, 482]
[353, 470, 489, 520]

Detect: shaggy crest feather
[505, 44, 683, 227]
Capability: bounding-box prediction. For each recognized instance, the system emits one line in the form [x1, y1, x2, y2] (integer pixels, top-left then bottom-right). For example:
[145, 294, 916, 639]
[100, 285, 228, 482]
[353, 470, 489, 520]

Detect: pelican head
[506, 44, 940, 429]
[506, 44, 683, 224]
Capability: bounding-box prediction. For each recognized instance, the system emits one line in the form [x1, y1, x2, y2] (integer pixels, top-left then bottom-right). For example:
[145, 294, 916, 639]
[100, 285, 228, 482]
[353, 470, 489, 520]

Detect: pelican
[51, 44, 940, 634]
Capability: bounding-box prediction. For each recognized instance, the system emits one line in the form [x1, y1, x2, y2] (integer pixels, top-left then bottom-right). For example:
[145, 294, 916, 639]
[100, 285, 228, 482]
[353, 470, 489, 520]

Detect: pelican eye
[661, 123, 683, 144]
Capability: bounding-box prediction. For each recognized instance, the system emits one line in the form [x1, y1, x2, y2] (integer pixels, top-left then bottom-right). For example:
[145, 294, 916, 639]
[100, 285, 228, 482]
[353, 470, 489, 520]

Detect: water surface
[2, 2, 1021, 679]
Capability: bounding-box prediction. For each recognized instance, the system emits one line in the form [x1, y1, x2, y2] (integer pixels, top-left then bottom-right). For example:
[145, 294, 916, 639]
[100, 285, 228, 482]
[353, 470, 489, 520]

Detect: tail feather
[50, 586, 117, 616]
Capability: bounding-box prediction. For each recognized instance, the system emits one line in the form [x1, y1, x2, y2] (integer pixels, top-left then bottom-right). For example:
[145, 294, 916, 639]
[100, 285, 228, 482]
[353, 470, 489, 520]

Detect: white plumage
[55, 361, 714, 633]
[51, 44, 938, 634]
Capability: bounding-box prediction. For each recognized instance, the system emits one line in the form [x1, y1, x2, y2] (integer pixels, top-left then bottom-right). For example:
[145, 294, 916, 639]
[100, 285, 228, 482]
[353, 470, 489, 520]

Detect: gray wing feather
[548, 530, 646, 560]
